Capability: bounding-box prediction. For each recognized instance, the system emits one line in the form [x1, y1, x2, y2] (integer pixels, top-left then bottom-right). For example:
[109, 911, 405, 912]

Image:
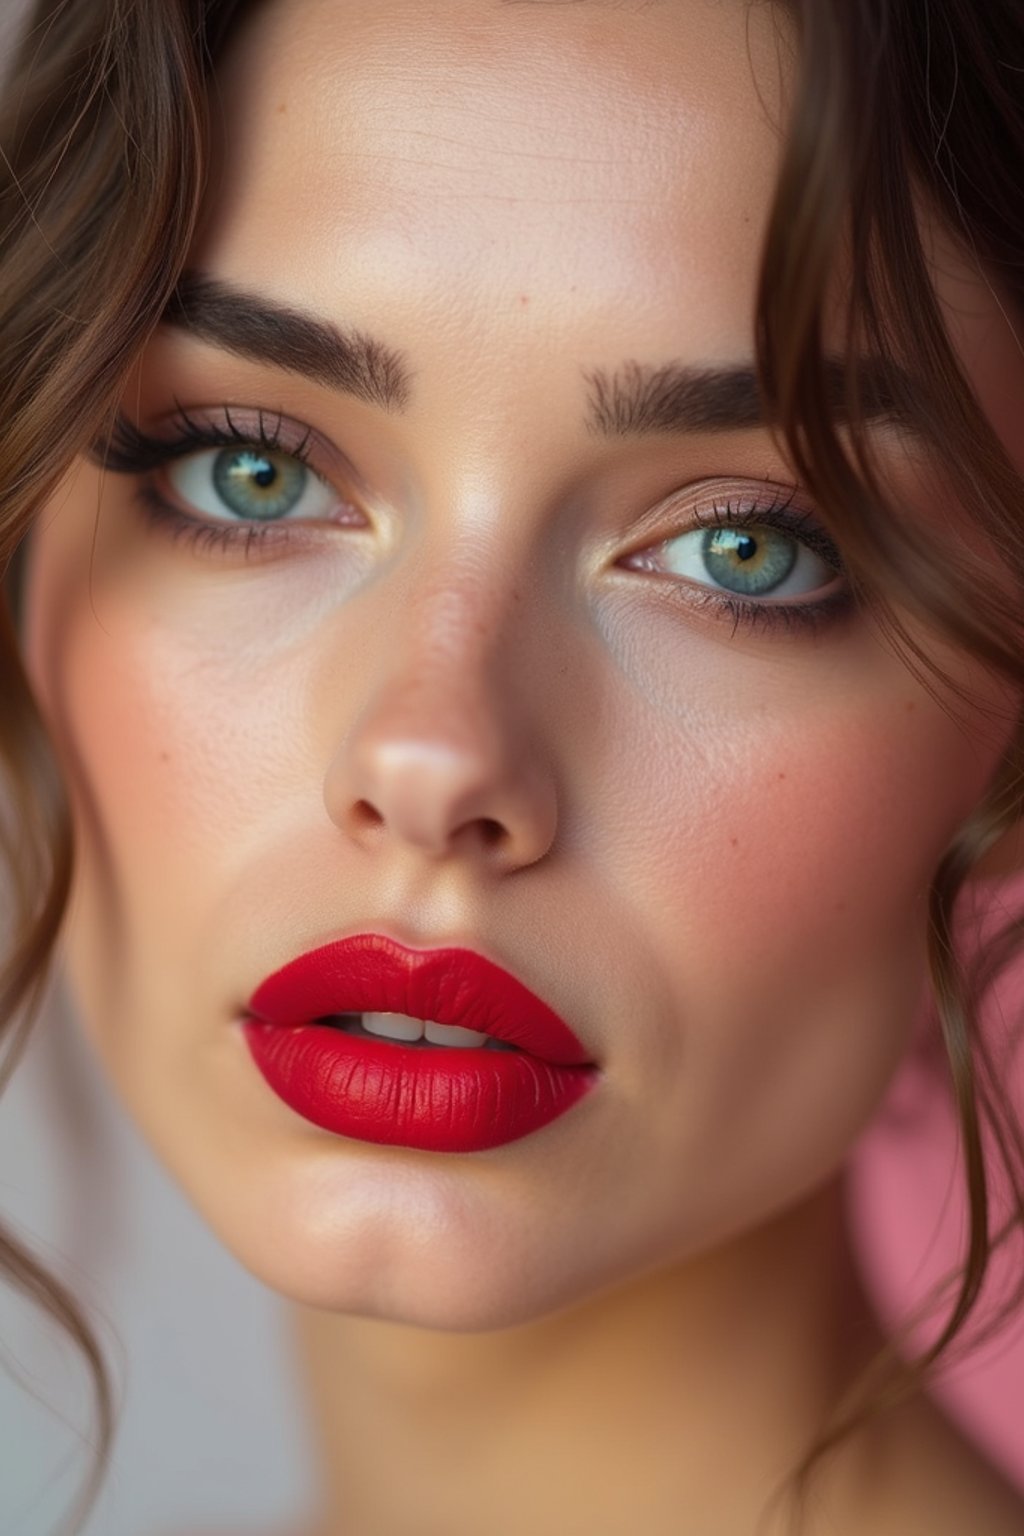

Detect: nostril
[351, 800, 385, 833]
[479, 818, 504, 847]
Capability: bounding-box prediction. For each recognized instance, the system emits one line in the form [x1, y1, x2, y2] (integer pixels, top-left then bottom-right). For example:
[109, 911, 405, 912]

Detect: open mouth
[316, 1012, 522, 1052]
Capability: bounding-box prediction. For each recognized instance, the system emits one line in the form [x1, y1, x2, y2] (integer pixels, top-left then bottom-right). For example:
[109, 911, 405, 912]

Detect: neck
[289, 1177, 893, 1536]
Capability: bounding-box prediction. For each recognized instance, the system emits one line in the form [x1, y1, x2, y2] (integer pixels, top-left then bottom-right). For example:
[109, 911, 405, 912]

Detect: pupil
[735, 534, 757, 563]
[252, 459, 277, 489]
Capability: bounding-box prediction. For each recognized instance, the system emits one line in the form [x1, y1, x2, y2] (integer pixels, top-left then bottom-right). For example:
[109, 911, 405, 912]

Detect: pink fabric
[849, 874, 1024, 1487]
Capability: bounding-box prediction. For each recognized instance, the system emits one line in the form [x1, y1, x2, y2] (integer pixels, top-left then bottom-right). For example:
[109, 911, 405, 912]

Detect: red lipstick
[240, 933, 599, 1153]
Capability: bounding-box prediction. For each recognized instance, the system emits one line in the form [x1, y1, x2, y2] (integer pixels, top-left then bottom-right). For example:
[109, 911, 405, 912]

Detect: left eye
[164, 446, 338, 523]
[660, 523, 837, 600]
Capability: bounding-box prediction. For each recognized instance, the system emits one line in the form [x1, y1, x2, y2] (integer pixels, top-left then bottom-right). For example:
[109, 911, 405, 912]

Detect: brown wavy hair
[1, 1, 1022, 1532]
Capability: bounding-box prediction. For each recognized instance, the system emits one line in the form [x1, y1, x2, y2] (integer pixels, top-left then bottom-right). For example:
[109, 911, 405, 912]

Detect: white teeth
[423, 1020, 490, 1049]
[362, 1011, 425, 1042]
[356, 1012, 491, 1048]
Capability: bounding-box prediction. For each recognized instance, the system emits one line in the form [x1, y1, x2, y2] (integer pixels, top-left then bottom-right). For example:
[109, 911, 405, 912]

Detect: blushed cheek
[676, 686, 989, 1004]
[17, 486, 283, 1039]
[593, 607, 1010, 1212]
[20, 513, 159, 1039]
[597, 590, 1004, 971]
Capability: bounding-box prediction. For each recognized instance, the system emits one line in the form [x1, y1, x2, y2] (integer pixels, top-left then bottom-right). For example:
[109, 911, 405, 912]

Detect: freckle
[519, 293, 529, 306]
[904, 701, 916, 713]
[777, 772, 786, 780]
[730, 837, 739, 848]
[834, 900, 846, 913]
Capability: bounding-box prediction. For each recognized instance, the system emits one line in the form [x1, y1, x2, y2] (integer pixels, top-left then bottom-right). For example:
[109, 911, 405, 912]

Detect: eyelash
[100, 405, 313, 472]
[94, 409, 853, 637]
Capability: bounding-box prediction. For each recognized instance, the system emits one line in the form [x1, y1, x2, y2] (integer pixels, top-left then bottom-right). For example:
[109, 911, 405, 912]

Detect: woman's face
[19, 0, 1023, 1327]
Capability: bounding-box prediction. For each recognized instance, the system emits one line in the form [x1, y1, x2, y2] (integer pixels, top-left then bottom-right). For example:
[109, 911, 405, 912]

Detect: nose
[323, 595, 559, 875]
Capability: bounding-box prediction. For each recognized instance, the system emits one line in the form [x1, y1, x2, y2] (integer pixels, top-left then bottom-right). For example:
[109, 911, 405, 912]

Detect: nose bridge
[376, 524, 530, 716]
[322, 542, 560, 869]
[366, 571, 511, 761]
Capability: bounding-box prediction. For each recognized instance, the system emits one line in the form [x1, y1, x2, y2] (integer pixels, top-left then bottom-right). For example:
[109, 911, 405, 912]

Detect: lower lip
[241, 1020, 599, 1153]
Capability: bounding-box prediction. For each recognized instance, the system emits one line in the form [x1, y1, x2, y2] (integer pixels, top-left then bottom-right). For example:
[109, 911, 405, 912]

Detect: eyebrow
[163, 273, 921, 441]
[162, 272, 412, 411]
[583, 357, 923, 438]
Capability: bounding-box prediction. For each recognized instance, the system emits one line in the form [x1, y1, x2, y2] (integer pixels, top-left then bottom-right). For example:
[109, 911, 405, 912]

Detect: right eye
[165, 446, 339, 524]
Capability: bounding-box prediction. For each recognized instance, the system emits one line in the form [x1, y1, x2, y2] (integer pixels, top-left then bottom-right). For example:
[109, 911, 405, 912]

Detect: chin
[240, 1233, 598, 1332]
[194, 1160, 620, 1333]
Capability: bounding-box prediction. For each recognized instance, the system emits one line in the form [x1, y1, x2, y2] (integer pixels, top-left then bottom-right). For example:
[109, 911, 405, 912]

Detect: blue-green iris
[212, 448, 306, 520]
[702, 526, 796, 596]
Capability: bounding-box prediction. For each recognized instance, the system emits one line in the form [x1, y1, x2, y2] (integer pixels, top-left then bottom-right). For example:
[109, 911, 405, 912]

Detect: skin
[17, 0, 1024, 1531]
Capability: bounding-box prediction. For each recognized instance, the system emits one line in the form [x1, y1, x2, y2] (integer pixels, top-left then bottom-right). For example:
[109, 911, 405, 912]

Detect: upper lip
[245, 932, 593, 1067]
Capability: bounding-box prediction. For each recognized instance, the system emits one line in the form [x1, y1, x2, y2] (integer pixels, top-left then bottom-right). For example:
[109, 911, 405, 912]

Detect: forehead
[198, 0, 789, 356]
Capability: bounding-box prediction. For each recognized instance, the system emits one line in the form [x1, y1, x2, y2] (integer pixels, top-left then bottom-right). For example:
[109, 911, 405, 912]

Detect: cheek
[23, 469, 366, 859]
[684, 717, 935, 1188]
[18, 483, 329, 1042]
[597, 595, 994, 973]
[583, 603, 1003, 1245]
